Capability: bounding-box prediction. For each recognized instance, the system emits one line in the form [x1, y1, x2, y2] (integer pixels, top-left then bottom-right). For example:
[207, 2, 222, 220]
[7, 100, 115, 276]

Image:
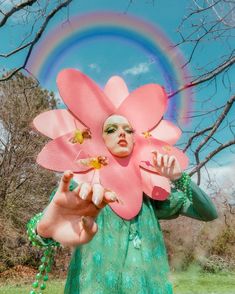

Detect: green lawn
[172, 270, 235, 294]
[0, 270, 234, 294]
[0, 280, 65, 294]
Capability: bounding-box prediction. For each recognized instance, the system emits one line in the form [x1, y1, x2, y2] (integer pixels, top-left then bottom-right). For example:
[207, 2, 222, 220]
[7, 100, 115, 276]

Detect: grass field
[0, 270, 234, 294]
[172, 270, 235, 294]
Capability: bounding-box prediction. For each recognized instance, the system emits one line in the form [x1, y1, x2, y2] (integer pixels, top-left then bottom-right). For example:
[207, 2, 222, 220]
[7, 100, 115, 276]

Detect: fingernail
[80, 191, 86, 199]
[65, 170, 73, 176]
[151, 150, 157, 154]
[81, 216, 87, 225]
[110, 193, 117, 201]
[93, 195, 100, 206]
[106, 191, 117, 201]
[81, 216, 91, 229]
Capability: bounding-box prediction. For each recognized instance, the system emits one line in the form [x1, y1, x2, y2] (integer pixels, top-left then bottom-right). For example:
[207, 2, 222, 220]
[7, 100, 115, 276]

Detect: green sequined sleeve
[154, 180, 218, 221]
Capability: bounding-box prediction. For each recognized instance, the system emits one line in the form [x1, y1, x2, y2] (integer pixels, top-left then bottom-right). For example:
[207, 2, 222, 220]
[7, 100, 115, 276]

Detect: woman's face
[102, 115, 135, 157]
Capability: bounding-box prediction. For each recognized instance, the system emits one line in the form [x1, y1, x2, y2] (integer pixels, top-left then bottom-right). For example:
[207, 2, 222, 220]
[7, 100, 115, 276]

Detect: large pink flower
[33, 69, 188, 220]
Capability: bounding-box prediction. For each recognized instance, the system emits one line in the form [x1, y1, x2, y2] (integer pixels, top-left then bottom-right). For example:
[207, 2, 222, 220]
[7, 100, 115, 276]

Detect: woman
[28, 69, 218, 294]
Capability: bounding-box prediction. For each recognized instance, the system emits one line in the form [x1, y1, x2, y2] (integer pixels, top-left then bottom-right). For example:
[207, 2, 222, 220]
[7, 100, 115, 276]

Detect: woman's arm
[179, 179, 218, 221]
[151, 152, 218, 221]
[154, 178, 218, 221]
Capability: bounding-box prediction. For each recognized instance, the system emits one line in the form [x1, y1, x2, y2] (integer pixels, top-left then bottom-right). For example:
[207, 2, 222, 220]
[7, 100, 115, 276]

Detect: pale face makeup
[102, 115, 135, 157]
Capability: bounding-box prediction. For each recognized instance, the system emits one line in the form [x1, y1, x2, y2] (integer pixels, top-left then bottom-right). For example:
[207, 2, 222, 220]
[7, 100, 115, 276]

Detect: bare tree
[173, 0, 235, 184]
[0, 0, 234, 273]
[0, 0, 72, 81]
[0, 0, 234, 185]
[0, 72, 58, 269]
[0, 72, 57, 223]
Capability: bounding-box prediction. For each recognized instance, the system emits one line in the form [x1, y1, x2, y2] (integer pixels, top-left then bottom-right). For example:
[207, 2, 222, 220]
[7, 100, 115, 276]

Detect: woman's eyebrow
[104, 123, 117, 129]
[104, 123, 132, 129]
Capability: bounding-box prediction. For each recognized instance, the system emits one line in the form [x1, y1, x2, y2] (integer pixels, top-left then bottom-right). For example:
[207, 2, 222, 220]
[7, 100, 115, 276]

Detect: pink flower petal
[57, 69, 115, 131]
[73, 170, 100, 185]
[150, 120, 182, 144]
[117, 84, 167, 133]
[37, 132, 108, 173]
[99, 156, 143, 220]
[104, 76, 129, 108]
[140, 168, 170, 201]
[33, 109, 85, 139]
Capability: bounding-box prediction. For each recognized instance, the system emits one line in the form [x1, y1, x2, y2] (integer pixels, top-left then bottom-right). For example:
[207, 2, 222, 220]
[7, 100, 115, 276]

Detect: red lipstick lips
[118, 139, 128, 147]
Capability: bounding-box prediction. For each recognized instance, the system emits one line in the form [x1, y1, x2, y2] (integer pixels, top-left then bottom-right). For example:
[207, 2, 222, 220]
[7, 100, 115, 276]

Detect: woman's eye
[105, 127, 116, 134]
[125, 128, 134, 134]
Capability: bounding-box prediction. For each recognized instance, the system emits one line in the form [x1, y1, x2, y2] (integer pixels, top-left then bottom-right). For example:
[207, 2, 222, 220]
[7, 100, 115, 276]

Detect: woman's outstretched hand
[152, 151, 182, 181]
[37, 171, 117, 247]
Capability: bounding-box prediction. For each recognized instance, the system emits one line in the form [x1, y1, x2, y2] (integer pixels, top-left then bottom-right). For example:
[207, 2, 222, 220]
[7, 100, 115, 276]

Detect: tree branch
[0, 0, 37, 27]
[194, 94, 235, 155]
[189, 139, 235, 176]
[169, 55, 235, 98]
[183, 126, 213, 152]
[0, 0, 72, 81]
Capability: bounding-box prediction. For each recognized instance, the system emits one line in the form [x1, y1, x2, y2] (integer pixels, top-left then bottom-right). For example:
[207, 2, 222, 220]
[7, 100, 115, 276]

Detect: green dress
[60, 181, 217, 294]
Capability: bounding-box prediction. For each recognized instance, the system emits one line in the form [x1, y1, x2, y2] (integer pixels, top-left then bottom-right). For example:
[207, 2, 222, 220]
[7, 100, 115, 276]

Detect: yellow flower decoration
[142, 131, 152, 138]
[70, 128, 92, 144]
[162, 145, 172, 153]
[77, 156, 108, 170]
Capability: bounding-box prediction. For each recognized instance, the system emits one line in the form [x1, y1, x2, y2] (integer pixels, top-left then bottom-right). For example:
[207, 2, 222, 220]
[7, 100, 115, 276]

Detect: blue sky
[0, 0, 234, 192]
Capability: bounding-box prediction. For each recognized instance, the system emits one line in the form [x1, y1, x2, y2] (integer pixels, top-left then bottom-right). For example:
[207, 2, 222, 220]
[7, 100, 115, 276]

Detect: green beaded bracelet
[27, 213, 60, 294]
[174, 172, 193, 206]
[27, 212, 60, 248]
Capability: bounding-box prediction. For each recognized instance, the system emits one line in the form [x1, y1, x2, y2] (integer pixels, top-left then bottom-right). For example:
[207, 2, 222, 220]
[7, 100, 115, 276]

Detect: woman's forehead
[103, 115, 131, 127]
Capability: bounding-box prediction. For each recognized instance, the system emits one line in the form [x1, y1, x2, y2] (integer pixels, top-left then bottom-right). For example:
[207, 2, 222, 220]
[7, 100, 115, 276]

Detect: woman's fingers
[170, 156, 182, 180]
[92, 183, 104, 207]
[73, 182, 82, 196]
[79, 183, 92, 200]
[153, 151, 169, 171]
[152, 151, 160, 171]
[157, 153, 163, 167]
[58, 171, 74, 192]
[168, 155, 175, 168]
[104, 191, 117, 202]
[163, 154, 169, 168]
[81, 216, 98, 237]
[153, 152, 182, 179]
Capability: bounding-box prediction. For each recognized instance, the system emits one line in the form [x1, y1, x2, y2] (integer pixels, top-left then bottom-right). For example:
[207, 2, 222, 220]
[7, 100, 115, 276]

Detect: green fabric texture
[35, 179, 217, 294]
[64, 196, 173, 294]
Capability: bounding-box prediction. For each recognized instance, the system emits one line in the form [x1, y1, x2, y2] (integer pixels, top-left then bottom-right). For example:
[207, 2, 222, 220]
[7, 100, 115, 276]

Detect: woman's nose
[119, 129, 126, 137]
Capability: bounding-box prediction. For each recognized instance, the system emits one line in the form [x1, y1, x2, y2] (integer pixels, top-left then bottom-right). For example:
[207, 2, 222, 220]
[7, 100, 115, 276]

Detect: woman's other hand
[37, 171, 117, 247]
[152, 151, 182, 181]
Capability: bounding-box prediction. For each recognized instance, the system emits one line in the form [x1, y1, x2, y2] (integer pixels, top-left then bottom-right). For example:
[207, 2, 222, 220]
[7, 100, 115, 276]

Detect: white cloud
[123, 62, 150, 76]
[88, 63, 101, 73]
[192, 160, 235, 202]
[54, 91, 66, 109]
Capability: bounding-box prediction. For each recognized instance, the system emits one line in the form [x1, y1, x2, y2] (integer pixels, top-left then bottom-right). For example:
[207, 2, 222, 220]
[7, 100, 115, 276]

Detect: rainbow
[26, 12, 192, 125]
